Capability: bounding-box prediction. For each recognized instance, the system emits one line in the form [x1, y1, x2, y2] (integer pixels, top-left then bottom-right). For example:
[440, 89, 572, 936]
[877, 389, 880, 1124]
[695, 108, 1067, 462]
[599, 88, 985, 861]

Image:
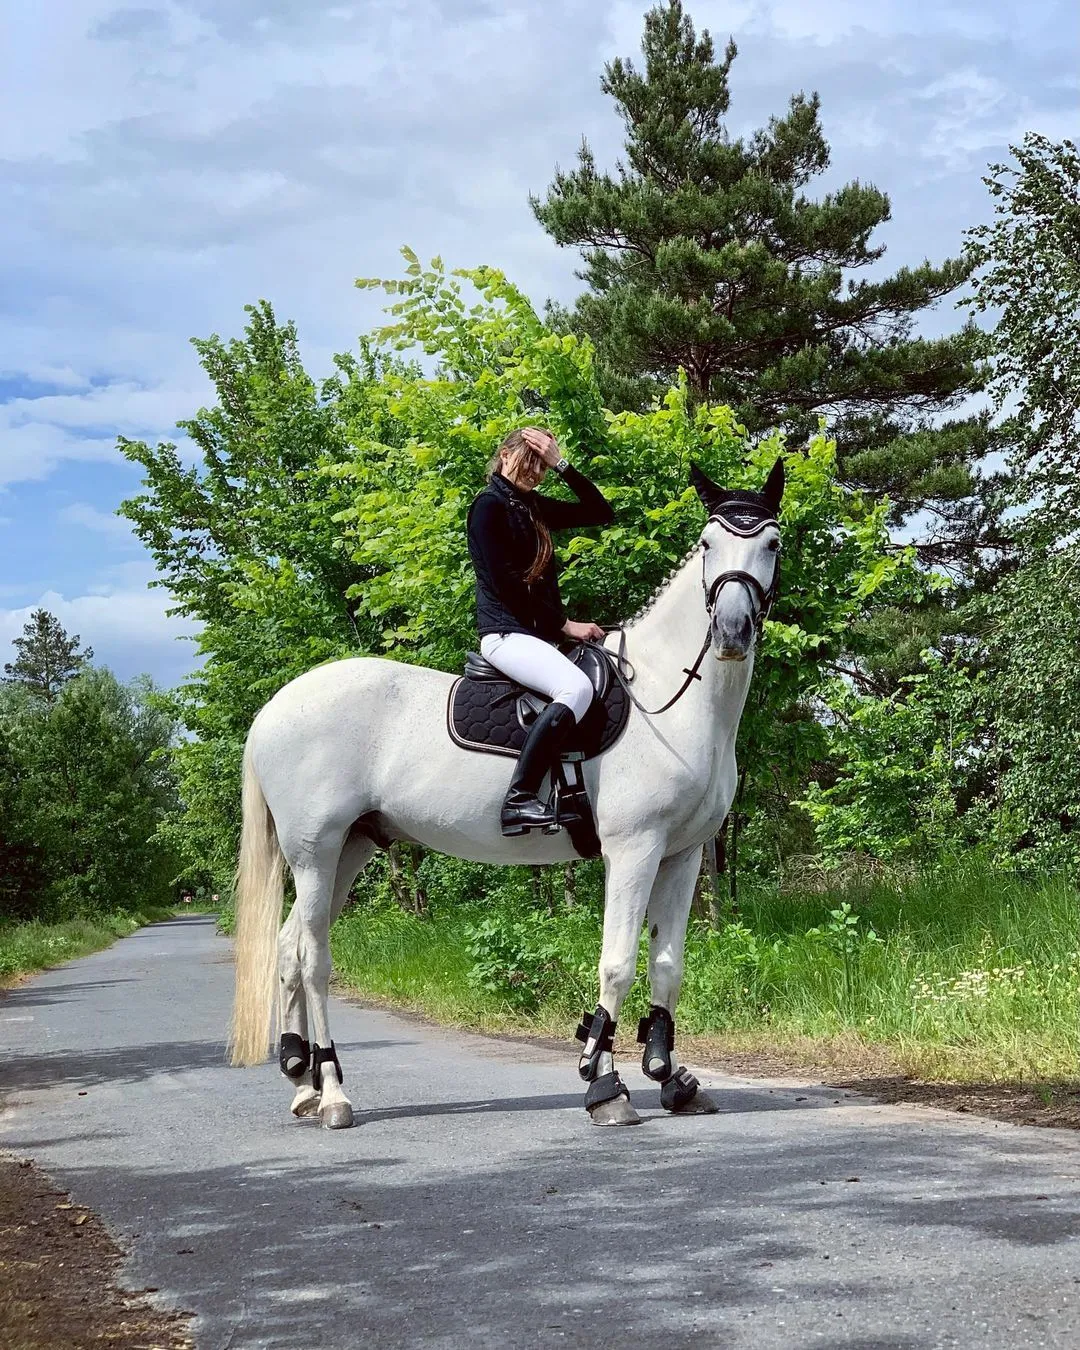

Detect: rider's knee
[556, 667, 594, 723]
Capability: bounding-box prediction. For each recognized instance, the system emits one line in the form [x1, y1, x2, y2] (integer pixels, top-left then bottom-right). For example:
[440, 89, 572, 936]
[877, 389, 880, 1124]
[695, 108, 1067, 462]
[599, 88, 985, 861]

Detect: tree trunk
[729, 807, 741, 916]
[404, 843, 428, 916]
[692, 853, 709, 922]
[387, 843, 411, 912]
[563, 863, 577, 909]
[705, 833, 722, 930]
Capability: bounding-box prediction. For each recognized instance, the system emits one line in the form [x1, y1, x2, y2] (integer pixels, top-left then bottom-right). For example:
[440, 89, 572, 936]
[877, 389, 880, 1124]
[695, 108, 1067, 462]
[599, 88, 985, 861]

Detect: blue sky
[2, 0, 1076, 686]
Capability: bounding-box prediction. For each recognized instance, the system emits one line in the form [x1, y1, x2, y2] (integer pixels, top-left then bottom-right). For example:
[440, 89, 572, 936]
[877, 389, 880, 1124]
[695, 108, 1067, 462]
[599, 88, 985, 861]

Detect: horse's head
[691, 459, 784, 662]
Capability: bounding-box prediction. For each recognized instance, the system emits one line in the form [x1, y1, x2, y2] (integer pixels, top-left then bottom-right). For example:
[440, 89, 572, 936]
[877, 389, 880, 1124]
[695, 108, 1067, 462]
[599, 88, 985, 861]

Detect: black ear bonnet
[689, 459, 784, 533]
[707, 492, 777, 536]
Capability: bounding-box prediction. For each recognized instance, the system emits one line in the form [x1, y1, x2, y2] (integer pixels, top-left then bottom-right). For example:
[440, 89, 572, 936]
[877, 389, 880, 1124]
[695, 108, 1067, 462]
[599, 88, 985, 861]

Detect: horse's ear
[690, 463, 727, 514]
[761, 457, 785, 514]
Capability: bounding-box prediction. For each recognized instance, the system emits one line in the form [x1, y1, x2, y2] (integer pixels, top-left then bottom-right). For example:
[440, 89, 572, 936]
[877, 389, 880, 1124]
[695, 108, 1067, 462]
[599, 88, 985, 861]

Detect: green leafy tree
[798, 659, 988, 862]
[957, 136, 1080, 872]
[119, 302, 387, 884]
[28, 671, 180, 916]
[807, 136, 1080, 874]
[0, 672, 179, 920]
[0, 685, 49, 920]
[3, 609, 92, 705]
[340, 254, 917, 817]
[984, 554, 1080, 869]
[965, 134, 1080, 537]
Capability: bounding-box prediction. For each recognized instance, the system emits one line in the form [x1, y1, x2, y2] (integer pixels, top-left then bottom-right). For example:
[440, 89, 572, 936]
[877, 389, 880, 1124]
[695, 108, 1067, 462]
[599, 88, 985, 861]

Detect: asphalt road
[3, 914, 1080, 1349]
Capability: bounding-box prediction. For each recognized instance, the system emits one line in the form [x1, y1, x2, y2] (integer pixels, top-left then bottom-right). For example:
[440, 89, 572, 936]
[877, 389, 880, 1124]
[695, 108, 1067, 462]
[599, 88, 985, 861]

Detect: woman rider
[467, 426, 615, 836]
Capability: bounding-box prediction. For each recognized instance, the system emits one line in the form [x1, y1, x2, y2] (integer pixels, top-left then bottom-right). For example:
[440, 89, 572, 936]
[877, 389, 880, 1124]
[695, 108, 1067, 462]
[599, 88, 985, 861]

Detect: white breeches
[480, 631, 594, 723]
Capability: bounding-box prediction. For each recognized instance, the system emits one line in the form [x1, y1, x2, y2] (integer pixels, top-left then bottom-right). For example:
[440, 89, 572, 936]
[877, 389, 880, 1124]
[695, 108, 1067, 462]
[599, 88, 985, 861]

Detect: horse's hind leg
[279, 833, 376, 1120]
[644, 843, 717, 1115]
[278, 906, 316, 1117]
[285, 831, 376, 1130]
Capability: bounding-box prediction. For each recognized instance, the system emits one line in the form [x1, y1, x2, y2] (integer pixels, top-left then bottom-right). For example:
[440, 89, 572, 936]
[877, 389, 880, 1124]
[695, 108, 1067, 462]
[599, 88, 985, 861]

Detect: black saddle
[447, 642, 630, 761]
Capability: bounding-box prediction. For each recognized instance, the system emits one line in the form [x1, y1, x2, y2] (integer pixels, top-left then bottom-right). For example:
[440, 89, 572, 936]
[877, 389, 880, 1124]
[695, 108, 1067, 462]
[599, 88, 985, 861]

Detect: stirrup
[542, 776, 586, 836]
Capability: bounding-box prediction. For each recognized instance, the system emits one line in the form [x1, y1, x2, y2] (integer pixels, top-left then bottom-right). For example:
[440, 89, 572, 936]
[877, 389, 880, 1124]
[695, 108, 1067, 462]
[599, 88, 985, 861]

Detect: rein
[591, 512, 780, 719]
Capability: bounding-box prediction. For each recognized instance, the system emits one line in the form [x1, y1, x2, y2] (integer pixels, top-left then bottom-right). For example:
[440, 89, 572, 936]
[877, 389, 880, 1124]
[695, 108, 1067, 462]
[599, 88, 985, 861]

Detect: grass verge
[328, 859, 1080, 1088]
[0, 908, 176, 987]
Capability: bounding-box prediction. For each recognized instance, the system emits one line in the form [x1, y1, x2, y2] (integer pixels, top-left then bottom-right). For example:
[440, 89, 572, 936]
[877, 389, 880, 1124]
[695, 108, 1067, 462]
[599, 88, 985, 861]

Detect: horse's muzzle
[712, 611, 753, 661]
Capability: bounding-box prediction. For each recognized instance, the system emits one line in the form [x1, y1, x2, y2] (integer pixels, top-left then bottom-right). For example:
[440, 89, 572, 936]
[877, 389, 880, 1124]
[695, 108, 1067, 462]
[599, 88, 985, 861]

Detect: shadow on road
[0, 979, 138, 1009]
[8, 911, 1080, 1348]
[1, 1038, 421, 1093]
[37, 1118, 1080, 1349]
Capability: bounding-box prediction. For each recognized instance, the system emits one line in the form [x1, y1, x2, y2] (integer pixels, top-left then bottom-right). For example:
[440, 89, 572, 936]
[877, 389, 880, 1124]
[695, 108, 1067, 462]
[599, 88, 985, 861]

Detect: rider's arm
[535, 464, 615, 532]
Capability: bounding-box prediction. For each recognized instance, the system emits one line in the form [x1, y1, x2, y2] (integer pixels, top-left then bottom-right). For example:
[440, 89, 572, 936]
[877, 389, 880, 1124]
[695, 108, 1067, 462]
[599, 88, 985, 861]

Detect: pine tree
[532, 1, 998, 597]
[3, 610, 93, 705]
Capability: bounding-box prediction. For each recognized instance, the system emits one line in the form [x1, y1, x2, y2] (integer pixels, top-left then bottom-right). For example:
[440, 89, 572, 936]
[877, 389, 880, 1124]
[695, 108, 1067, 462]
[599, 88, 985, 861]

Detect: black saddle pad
[447, 651, 630, 760]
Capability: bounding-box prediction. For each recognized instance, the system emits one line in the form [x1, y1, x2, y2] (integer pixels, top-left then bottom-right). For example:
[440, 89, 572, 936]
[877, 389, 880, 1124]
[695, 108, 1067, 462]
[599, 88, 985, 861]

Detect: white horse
[229, 460, 784, 1128]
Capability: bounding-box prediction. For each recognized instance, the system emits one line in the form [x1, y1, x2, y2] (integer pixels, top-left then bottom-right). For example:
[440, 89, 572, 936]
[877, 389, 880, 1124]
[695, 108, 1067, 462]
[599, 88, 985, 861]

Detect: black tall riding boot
[501, 701, 578, 836]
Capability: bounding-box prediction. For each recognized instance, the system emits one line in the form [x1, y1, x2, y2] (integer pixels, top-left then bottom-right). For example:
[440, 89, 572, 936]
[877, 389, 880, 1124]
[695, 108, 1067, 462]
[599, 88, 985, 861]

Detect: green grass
[330, 900, 499, 1025]
[328, 859, 1080, 1083]
[0, 908, 176, 985]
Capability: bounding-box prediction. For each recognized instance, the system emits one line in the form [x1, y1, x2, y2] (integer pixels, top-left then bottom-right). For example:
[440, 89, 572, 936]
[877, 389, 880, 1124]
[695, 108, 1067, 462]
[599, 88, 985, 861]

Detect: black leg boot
[501, 701, 578, 836]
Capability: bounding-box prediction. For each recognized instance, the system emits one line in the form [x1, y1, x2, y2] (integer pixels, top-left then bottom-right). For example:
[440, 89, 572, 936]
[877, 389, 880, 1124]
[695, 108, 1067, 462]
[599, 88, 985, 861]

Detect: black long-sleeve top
[466, 464, 614, 642]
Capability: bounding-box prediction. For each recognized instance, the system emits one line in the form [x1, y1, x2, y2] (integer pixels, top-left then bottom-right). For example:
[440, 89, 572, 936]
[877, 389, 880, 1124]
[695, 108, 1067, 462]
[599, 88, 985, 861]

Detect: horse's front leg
[577, 838, 664, 1127]
[641, 843, 718, 1115]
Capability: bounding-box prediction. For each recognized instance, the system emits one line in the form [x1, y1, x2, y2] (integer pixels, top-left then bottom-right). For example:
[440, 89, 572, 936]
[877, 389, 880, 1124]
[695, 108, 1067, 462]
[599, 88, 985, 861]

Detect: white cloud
[58, 501, 138, 541]
[0, 380, 207, 486]
[5, 382, 200, 433]
[0, 424, 118, 487]
[0, 569, 200, 686]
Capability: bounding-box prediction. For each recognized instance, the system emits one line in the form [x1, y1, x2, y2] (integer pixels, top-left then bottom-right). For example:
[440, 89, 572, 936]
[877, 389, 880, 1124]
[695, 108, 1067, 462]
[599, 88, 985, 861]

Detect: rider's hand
[522, 427, 563, 469]
[562, 618, 605, 642]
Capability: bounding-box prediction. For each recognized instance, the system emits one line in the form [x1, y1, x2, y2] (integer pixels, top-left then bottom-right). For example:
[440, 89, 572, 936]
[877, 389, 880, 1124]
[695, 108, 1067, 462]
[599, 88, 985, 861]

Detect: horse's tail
[228, 737, 284, 1067]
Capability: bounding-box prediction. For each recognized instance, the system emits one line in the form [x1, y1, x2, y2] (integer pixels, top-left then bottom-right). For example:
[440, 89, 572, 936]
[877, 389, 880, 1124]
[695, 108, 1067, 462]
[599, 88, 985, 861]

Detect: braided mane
[624, 541, 703, 630]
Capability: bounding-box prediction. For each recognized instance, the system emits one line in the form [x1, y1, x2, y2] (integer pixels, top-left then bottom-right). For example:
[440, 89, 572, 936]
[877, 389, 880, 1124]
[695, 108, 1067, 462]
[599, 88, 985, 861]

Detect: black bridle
[701, 510, 781, 636]
[598, 511, 781, 718]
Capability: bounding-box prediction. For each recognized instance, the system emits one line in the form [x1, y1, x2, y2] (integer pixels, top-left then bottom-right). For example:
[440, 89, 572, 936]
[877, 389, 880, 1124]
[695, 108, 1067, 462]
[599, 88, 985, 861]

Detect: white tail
[228, 739, 284, 1066]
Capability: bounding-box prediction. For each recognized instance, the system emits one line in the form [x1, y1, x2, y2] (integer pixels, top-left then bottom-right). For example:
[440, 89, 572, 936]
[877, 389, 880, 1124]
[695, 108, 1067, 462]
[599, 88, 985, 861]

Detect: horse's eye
[767, 539, 780, 552]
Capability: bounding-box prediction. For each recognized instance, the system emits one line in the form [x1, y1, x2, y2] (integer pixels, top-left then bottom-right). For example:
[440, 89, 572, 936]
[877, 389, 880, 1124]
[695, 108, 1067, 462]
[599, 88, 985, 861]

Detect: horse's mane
[624, 542, 703, 630]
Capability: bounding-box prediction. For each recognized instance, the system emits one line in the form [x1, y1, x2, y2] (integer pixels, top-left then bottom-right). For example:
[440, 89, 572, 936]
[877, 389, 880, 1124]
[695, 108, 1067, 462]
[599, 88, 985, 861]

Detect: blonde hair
[488, 429, 553, 583]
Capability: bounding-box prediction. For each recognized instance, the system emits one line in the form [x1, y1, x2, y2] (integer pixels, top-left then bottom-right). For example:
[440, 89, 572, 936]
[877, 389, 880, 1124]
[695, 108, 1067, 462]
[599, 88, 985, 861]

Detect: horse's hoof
[669, 1087, 719, 1115]
[290, 1086, 321, 1118]
[320, 1101, 354, 1130]
[588, 1097, 642, 1126]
